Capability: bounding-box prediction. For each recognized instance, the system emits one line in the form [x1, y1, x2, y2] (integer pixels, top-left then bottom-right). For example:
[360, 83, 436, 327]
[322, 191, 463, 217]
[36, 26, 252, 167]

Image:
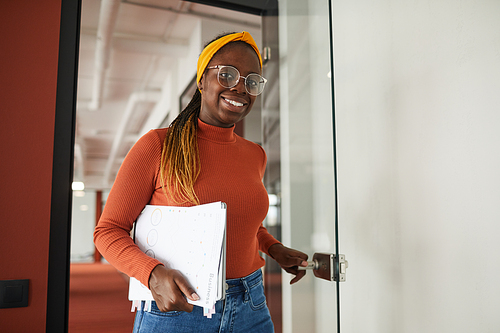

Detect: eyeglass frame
[205, 65, 267, 96]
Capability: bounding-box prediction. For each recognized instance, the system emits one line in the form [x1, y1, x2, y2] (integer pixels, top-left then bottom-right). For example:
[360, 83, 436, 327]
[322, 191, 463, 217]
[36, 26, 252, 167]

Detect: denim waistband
[225, 269, 263, 295]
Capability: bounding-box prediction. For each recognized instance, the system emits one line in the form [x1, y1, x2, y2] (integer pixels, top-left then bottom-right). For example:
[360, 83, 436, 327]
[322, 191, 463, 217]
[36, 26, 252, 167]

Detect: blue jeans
[133, 269, 274, 333]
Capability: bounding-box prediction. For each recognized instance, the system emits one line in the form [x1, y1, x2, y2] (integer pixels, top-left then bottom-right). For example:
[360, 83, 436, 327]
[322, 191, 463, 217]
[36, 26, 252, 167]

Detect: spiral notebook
[128, 202, 227, 316]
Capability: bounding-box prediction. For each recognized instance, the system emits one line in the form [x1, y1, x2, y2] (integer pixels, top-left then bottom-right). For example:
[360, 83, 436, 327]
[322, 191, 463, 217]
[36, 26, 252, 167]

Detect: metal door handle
[297, 253, 349, 282]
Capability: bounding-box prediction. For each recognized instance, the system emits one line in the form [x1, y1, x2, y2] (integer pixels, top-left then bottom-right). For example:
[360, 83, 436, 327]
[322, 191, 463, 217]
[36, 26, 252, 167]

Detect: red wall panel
[0, 0, 62, 331]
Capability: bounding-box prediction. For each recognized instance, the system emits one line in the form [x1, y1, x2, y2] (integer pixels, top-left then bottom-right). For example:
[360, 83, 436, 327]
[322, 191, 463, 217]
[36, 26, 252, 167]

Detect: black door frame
[47, 1, 279, 332]
[46, 0, 81, 331]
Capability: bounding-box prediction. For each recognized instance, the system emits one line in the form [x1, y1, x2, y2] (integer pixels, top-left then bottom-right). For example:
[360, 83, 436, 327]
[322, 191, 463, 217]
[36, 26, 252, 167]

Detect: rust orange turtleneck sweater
[94, 119, 280, 287]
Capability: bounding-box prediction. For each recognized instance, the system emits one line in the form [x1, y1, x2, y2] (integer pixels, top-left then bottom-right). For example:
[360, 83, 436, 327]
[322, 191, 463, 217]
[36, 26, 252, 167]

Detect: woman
[94, 31, 308, 332]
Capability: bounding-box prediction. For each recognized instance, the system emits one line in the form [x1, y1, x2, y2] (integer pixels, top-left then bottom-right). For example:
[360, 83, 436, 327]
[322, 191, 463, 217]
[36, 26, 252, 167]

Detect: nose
[230, 76, 247, 94]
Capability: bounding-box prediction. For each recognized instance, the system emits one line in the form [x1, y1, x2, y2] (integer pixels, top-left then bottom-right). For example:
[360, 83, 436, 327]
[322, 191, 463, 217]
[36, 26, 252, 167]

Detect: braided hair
[160, 32, 238, 205]
[159, 88, 202, 205]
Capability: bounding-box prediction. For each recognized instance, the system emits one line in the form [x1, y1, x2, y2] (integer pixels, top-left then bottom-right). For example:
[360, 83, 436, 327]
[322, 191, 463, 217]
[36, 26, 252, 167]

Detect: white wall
[334, 1, 500, 332]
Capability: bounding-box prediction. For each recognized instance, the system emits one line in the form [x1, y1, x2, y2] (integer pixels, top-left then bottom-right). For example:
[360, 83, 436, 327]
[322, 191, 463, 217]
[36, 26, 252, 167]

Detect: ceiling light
[72, 181, 85, 191]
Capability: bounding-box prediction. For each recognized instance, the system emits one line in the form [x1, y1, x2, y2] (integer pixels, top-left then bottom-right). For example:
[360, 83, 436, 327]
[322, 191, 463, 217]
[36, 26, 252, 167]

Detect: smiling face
[197, 42, 261, 128]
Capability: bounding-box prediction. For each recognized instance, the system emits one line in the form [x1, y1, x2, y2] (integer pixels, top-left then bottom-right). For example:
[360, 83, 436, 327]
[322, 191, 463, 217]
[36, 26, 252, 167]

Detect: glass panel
[262, 11, 285, 333]
[266, 1, 338, 332]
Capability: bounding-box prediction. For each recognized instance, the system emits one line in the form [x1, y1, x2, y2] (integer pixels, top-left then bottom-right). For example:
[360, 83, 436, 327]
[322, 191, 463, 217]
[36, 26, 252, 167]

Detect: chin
[219, 113, 245, 126]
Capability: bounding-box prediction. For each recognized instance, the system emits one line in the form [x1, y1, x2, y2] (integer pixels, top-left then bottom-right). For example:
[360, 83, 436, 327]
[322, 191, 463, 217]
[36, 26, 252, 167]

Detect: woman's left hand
[268, 243, 309, 284]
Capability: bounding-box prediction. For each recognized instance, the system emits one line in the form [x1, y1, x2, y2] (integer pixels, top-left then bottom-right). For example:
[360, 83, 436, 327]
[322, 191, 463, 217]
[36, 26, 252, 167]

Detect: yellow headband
[196, 31, 262, 85]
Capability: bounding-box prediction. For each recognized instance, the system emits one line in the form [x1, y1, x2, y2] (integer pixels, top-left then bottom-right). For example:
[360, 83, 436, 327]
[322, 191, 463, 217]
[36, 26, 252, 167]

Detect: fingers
[148, 266, 198, 313]
[151, 282, 194, 313]
[174, 271, 200, 302]
[269, 244, 310, 284]
[290, 270, 306, 284]
[280, 249, 309, 269]
[282, 264, 307, 284]
[292, 257, 309, 268]
[295, 250, 309, 261]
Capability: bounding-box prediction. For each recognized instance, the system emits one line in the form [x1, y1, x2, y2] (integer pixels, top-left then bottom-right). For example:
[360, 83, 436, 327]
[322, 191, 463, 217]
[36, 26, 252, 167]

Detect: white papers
[128, 202, 226, 313]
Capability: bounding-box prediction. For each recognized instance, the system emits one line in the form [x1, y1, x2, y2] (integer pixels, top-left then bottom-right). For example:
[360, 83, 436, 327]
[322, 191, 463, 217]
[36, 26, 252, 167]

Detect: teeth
[225, 98, 243, 107]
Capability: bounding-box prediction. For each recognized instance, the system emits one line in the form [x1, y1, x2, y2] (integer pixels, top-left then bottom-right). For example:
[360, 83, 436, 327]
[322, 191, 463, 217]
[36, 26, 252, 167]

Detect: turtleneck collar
[197, 118, 236, 143]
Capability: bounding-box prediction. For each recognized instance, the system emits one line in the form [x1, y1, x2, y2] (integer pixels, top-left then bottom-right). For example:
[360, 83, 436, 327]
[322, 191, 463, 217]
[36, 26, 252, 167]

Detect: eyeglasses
[206, 65, 267, 96]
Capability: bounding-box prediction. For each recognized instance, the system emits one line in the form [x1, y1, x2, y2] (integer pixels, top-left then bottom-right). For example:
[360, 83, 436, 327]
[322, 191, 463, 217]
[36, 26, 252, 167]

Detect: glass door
[265, 1, 500, 332]
[262, 1, 338, 332]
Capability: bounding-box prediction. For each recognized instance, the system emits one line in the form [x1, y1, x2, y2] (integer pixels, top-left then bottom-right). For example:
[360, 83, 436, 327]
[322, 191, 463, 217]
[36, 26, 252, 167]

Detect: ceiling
[75, 0, 262, 190]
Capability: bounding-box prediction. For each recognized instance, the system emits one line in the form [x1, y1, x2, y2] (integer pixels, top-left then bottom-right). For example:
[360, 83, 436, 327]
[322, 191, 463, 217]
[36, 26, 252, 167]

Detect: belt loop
[242, 276, 250, 302]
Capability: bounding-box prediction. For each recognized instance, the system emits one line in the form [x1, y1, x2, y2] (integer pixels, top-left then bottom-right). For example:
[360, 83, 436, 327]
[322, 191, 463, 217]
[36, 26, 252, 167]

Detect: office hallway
[69, 263, 135, 333]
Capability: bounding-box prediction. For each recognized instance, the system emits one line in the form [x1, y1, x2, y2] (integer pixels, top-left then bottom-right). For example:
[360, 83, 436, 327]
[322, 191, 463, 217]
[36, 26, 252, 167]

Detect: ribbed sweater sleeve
[94, 130, 164, 287]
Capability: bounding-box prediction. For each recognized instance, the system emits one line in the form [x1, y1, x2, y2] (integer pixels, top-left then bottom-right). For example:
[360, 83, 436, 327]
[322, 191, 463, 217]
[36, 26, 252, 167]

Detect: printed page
[128, 202, 226, 309]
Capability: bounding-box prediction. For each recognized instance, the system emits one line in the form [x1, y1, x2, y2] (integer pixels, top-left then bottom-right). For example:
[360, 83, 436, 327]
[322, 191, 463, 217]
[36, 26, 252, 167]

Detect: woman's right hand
[148, 265, 200, 312]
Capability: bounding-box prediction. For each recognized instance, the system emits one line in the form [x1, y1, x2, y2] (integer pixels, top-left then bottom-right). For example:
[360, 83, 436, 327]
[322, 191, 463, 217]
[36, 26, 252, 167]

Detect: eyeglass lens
[217, 66, 266, 96]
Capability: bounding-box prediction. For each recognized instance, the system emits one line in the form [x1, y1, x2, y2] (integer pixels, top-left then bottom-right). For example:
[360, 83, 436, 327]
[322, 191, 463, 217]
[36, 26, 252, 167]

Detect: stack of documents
[128, 202, 227, 317]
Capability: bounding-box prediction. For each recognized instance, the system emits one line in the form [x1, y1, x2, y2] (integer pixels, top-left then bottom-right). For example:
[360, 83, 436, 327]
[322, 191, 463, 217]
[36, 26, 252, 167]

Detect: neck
[197, 118, 236, 143]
